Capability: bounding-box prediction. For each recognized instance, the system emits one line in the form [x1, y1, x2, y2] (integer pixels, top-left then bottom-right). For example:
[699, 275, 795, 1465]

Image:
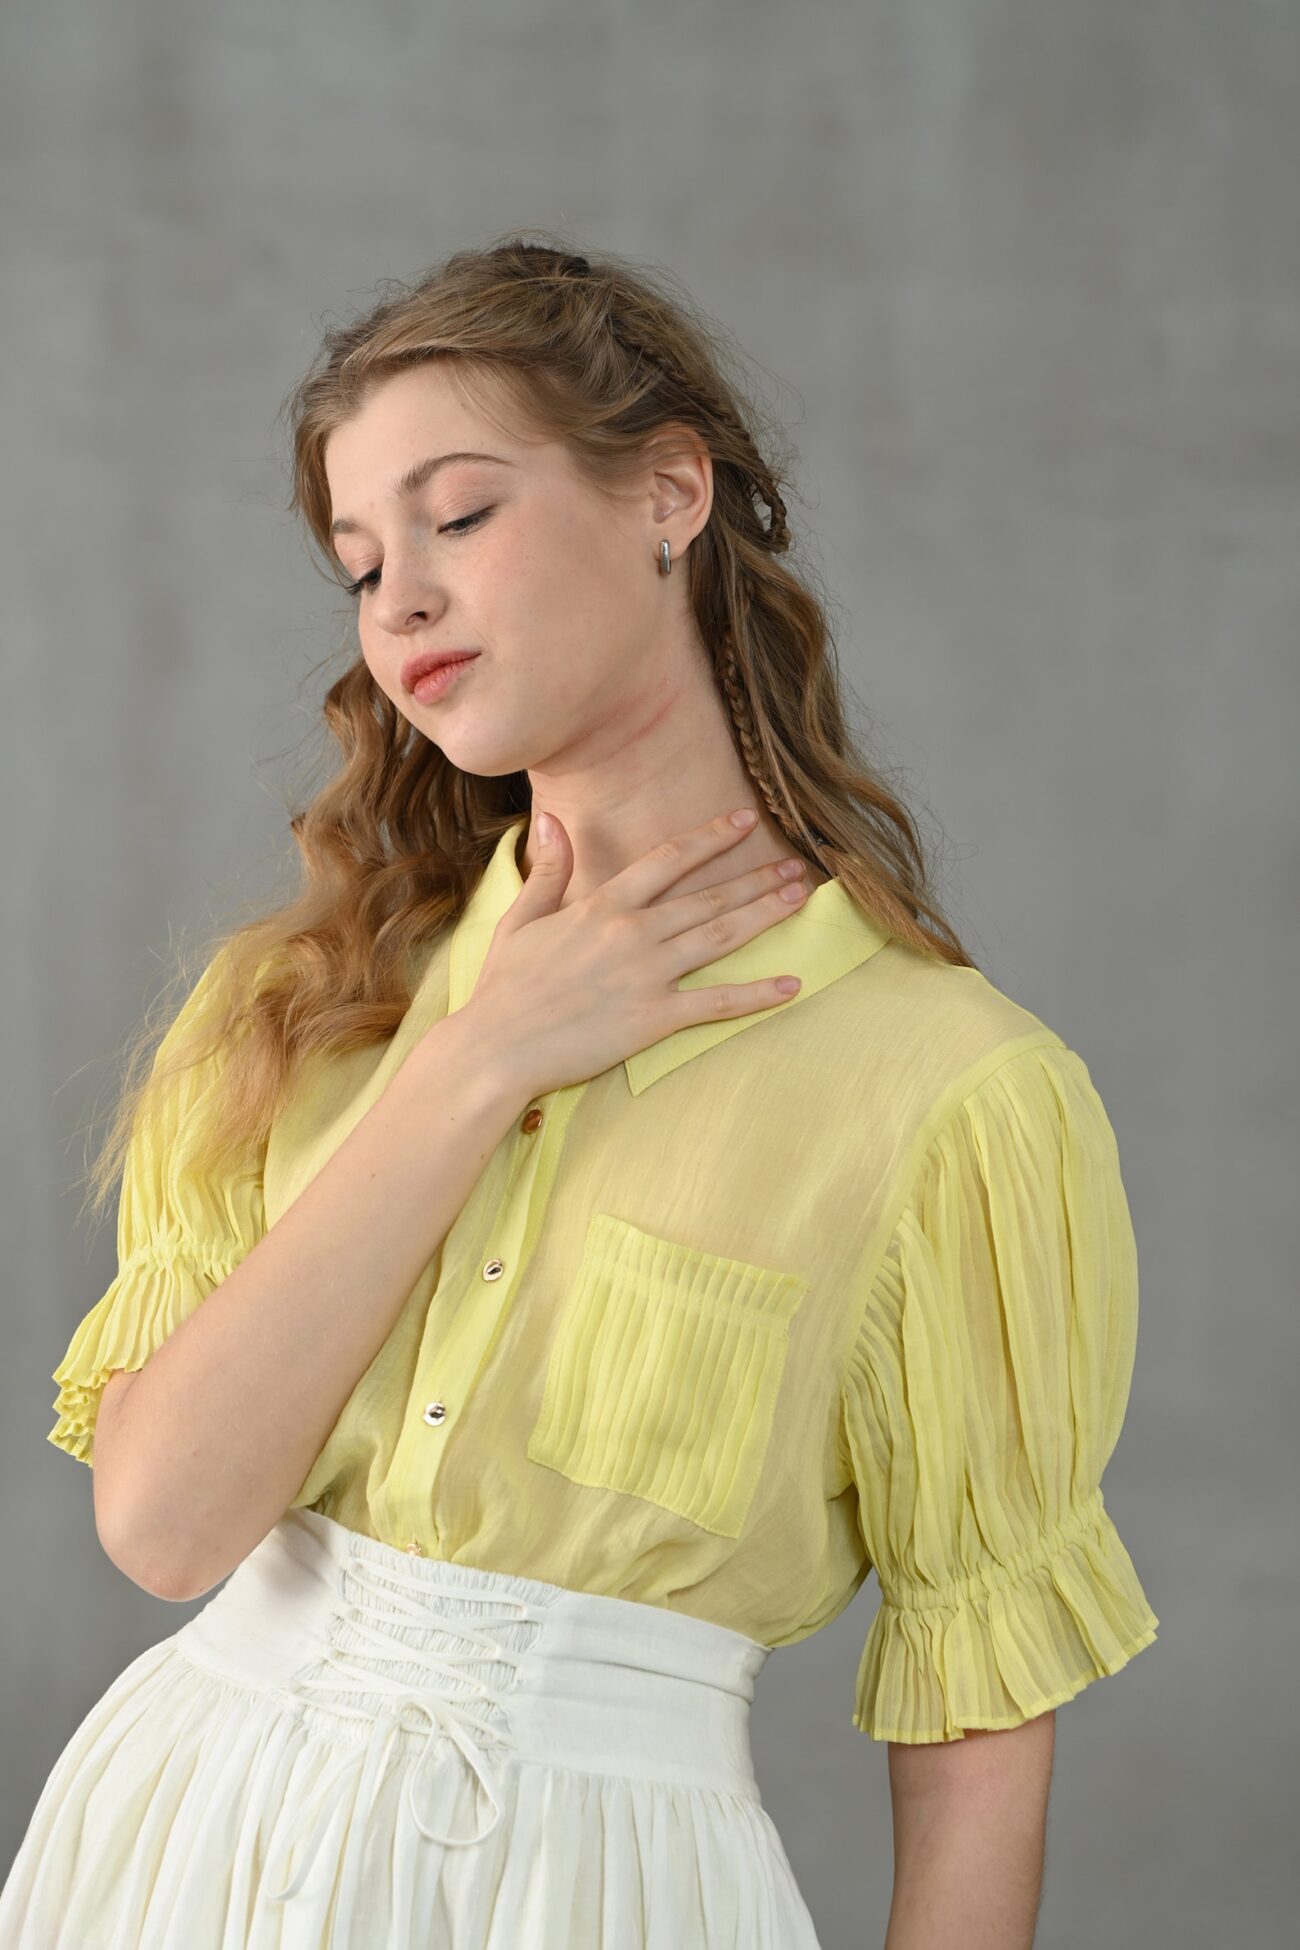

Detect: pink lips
[410, 655, 478, 703]
[400, 649, 480, 693]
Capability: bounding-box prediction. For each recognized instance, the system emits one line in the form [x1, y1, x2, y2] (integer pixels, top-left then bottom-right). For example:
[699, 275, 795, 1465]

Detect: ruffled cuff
[852, 1490, 1159, 1741]
[48, 1239, 243, 1466]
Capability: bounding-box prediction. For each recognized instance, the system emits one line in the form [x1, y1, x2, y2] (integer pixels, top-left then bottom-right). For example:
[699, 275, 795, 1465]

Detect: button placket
[395, 1083, 581, 1550]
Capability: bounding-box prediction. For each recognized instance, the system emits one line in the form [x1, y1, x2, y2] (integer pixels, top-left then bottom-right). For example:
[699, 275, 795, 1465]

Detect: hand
[460, 808, 812, 1101]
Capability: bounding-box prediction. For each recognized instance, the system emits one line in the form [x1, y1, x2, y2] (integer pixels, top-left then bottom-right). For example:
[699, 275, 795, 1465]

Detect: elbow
[89, 1366, 198, 1601]
[92, 1468, 195, 1603]
[94, 1499, 195, 1602]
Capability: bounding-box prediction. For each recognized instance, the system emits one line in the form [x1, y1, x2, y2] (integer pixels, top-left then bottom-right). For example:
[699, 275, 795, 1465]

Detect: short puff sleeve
[49, 946, 268, 1466]
[840, 1039, 1159, 1741]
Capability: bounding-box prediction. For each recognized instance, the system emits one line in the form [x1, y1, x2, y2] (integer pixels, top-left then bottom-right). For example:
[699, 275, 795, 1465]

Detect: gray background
[4, 4, 1296, 1945]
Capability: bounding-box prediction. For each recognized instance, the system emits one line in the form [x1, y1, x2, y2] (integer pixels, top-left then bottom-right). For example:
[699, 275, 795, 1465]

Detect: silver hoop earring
[659, 539, 671, 576]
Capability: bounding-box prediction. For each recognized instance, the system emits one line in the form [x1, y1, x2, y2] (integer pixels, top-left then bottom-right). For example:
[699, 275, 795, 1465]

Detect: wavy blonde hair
[82, 227, 976, 1230]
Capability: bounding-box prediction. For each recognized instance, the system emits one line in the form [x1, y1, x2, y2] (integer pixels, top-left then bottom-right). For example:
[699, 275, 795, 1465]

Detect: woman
[1, 234, 1158, 1948]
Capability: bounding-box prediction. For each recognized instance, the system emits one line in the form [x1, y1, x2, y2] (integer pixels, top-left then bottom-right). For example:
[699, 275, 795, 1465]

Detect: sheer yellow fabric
[50, 950, 267, 1464]
[48, 816, 1158, 1739]
[841, 1044, 1159, 1740]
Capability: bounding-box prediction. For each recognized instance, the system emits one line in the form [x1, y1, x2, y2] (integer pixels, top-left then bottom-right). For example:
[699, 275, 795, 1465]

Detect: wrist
[419, 1002, 537, 1119]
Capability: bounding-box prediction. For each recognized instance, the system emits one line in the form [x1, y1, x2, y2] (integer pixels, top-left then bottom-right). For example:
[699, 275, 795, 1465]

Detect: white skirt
[0, 1506, 824, 1948]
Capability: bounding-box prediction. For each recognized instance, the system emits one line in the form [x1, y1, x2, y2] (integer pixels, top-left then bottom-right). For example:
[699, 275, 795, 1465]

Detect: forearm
[883, 1738, 1050, 1950]
[96, 1006, 527, 1598]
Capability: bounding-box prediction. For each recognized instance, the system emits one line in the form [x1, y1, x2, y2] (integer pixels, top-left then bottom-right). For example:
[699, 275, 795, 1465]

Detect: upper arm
[888, 1712, 1057, 1806]
[886, 1713, 1057, 1938]
[93, 1363, 139, 1456]
[47, 943, 269, 1475]
[90, 1366, 145, 1563]
[840, 1040, 1159, 1744]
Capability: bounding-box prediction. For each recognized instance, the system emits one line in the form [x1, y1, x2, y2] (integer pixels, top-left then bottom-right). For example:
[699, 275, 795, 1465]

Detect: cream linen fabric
[0, 1509, 824, 1948]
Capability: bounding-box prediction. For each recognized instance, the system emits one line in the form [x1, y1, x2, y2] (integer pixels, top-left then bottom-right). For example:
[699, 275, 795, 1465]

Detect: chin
[422, 730, 544, 779]
[415, 693, 573, 779]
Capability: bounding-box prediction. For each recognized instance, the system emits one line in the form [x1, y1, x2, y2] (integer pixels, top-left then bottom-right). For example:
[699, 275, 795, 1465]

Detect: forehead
[324, 364, 541, 497]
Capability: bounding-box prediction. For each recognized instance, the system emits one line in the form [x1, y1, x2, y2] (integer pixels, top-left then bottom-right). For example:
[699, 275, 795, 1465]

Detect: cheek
[358, 638, 409, 716]
[359, 639, 387, 689]
[530, 538, 638, 672]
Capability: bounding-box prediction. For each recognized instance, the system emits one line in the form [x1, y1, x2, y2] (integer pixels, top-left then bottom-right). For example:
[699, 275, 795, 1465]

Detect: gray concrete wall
[4, 5, 1295, 1944]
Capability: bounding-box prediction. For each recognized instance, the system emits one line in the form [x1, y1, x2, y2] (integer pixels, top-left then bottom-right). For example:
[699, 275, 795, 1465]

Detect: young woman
[1, 234, 1158, 1949]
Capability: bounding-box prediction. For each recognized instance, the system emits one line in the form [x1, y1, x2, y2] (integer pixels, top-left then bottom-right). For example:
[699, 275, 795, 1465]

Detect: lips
[400, 650, 480, 694]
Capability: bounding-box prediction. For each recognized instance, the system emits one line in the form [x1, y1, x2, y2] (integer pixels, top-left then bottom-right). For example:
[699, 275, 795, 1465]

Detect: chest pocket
[526, 1211, 809, 1539]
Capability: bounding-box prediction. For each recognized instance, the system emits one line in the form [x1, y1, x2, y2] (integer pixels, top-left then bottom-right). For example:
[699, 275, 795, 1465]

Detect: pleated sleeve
[49, 947, 268, 1467]
[840, 1039, 1159, 1741]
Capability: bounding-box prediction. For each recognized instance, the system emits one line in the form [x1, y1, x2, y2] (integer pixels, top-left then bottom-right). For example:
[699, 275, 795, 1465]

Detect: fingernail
[730, 809, 758, 828]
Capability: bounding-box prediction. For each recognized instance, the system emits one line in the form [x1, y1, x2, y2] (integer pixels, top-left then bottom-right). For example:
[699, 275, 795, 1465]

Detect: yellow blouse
[49, 815, 1159, 1741]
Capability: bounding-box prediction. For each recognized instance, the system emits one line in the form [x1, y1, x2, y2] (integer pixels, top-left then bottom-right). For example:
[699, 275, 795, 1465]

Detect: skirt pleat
[0, 1511, 822, 1948]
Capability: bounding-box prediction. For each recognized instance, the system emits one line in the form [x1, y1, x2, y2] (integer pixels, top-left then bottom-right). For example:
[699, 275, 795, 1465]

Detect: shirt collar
[447, 815, 891, 1096]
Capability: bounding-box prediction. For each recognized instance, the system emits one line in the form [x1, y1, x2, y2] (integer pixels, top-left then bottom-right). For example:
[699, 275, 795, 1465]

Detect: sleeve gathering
[840, 1038, 1159, 1741]
[49, 947, 269, 1467]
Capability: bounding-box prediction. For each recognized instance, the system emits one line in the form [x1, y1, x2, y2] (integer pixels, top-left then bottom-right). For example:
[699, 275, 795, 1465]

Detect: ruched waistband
[172, 1506, 771, 1902]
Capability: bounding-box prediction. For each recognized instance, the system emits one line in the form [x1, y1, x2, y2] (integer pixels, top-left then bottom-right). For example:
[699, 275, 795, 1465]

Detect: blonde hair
[82, 227, 975, 1228]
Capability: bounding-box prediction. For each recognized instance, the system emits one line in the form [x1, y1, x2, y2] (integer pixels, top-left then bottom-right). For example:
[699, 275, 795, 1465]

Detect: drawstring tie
[266, 1551, 538, 1905]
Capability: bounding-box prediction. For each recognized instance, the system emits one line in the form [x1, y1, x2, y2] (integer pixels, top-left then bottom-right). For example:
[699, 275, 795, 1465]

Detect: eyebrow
[330, 451, 515, 538]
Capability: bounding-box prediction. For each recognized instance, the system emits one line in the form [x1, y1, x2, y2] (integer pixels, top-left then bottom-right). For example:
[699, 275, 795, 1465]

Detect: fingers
[659, 869, 810, 980]
[599, 810, 765, 913]
[645, 854, 808, 935]
[497, 808, 573, 931]
[664, 970, 804, 1030]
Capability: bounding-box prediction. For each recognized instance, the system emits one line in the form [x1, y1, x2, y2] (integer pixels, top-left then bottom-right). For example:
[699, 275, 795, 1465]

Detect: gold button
[521, 1106, 543, 1133]
[422, 1400, 447, 1426]
[404, 1537, 425, 1556]
[483, 1258, 505, 1281]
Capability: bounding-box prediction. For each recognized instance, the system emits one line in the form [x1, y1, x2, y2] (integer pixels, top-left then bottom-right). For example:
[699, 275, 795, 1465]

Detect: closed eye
[342, 507, 493, 597]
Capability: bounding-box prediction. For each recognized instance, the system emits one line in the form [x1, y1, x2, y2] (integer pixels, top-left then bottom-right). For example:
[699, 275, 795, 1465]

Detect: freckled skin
[324, 363, 825, 900]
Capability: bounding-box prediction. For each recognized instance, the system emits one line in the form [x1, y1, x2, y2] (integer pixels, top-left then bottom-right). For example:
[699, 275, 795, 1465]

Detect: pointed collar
[446, 816, 891, 1096]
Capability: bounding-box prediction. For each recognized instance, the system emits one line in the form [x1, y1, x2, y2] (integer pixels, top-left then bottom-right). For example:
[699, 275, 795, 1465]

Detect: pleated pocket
[526, 1211, 809, 1538]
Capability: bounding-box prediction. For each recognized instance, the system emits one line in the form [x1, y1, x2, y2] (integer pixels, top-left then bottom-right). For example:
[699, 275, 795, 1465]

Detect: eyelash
[342, 507, 492, 597]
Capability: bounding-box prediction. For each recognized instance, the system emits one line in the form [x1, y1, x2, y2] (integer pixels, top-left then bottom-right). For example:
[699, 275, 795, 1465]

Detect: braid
[500, 244, 804, 848]
[678, 368, 790, 550]
[601, 310, 790, 552]
[501, 245, 790, 549]
[704, 391, 790, 550]
[714, 586, 815, 856]
[604, 309, 804, 840]
[637, 362, 799, 835]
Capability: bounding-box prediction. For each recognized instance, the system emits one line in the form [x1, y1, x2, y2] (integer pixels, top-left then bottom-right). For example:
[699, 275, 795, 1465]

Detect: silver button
[422, 1400, 447, 1426]
[483, 1258, 505, 1281]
